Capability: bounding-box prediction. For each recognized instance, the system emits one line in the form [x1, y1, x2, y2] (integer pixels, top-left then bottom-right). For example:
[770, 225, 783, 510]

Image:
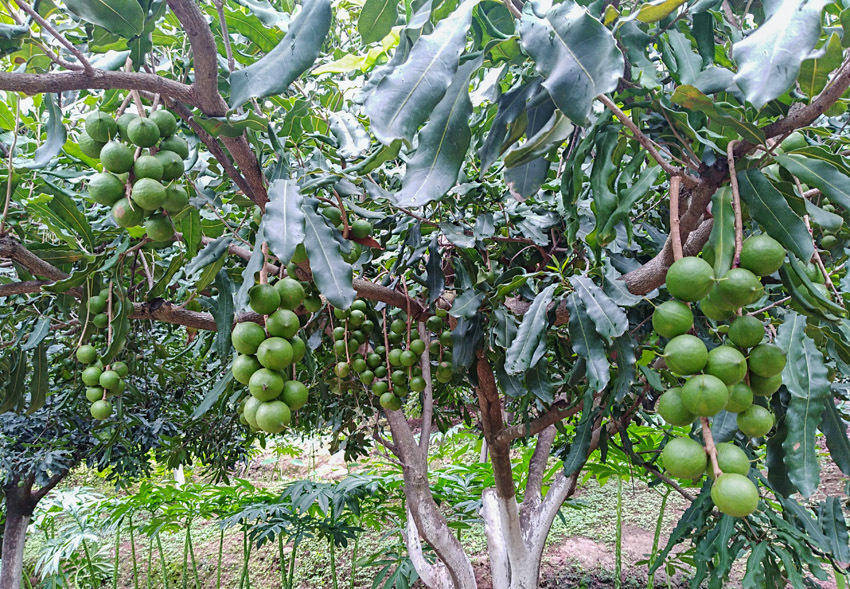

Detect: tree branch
[497, 398, 583, 444]
[623, 55, 850, 295]
[475, 351, 516, 500]
[0, 70, 195, 103]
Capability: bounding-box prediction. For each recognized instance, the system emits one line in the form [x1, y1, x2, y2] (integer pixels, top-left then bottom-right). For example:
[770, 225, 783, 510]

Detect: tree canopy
[1, 0, 850, 587]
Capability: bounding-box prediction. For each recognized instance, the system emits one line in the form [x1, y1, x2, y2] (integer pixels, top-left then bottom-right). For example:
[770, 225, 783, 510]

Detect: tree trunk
[0, 484, 34, 589]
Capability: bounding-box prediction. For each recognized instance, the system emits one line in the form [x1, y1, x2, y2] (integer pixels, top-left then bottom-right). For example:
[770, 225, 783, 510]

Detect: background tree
[0, 0, 848, 588]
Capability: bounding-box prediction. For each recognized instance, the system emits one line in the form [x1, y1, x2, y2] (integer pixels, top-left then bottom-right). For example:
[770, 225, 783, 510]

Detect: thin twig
[726, 140, 744, 267]
[597, 94, 696, 186]
[669, 175, 683, 260]
[0, 100, 20, 234]
[748, 296, 791, 316]
[213, 0, 235, 72]
[13, 0, 92, 72]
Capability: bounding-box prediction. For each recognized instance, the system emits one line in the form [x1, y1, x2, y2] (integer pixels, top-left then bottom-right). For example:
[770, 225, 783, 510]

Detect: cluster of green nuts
[232, 275, 314, 434]
[81, 108, 191, 244]
[75, 343, 129, 420]
[85, 288, 112, 330]
[652, 233, 789, 518]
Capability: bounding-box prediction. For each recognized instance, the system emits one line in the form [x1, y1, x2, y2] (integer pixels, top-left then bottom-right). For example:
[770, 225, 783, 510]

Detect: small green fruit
[127, 117, 161, 147]
[652, 300, 694, 338]
[150, 109, 177, 137]
[100, 141, 134, 173]
[665, 257, 714, 301]
[663, 334, 708, 375]
[661, 437, 707, 479]
[133, 154, 164, 180]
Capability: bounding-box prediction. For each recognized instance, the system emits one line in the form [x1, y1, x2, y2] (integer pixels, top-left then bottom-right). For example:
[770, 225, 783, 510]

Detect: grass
[21, 437, 698, 588]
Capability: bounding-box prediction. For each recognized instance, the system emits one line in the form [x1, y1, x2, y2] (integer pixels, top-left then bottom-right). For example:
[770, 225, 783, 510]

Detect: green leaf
[504, 111, 572, 169]
[670, 85, 764, 145]
[568, 276, 627, 340]
[774, 153, 850, 215]
[505, 95, 555, 198]
[777, 311, 829, 497]
[0, 350, 26, 414]
[102, 290, 129, 365]
[192, 372, 234, 420]
[262, 179, 305, 266]
[17, 93, 65, 170]
[563, 389, 597, 475]
[193, 111, 268, 138]
[229, 0, 332, 109]
[735, 169, 814, 263]
[731, 0, 829, 108]
[365, 0, 477, 145]
[818, 497, 850, 562]
[27, 342, 47, 414]
[213, 270, 234, 359]
[328, 112, 371, 160]
[707, 187, 734, 277]
[665, 30, 701, 86]
[64, 0, 144, 38]
[188, 237, 233, 276]
[394, 58, 477, 207]
[43, 185, 94, 252]
[798, 33, 844, 97]
[235, 0, 289, 28]
[358, 0, 399, 43]
[519, 0, 623, 124]
[235, 233, 265, 311]
[818, 398, 850, 476]
[478, 79, 540, 172]
[565, 292, 610, 391]
[635, 0, 687, 22]
[180, 208, 201, 260]
[0, 23, 28, 58]
[448, 288, 482, 319]
[301, 197, 356, 308]
[426, 236, 444, 304]
[21, 317, 50, 351]
[504, 283, 556, 375]
[742, 543, 767, 588]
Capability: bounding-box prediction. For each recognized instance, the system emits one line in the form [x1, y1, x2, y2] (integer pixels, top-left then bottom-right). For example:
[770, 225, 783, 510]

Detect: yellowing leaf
[635, 0, 686, 22]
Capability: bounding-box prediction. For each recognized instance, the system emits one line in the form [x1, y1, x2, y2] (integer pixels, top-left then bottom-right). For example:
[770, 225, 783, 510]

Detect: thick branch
[0, 279, 47, 296]
[497, 398, 583, 444]
[0, 70, 194, 103]
[475, 351, 516, 500]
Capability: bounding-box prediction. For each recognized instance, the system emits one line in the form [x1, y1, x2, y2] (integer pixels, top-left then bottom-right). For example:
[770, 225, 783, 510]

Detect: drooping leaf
[27, 342, 47, 414]
[818, 398, 850, 476]
[565, 292, 610, 392]
[707, 187, 734, 277]
[568, 276, 627, 340]
[665, 30, 701, 86]
[504, 92, 555, 199]
[519, 0, 624, 124]
[478, 79, 541, 172]
[358, 0, 399, 43]
[300, 197, 356, 309]
[229, 0, 332, 108]
[731, 0, 829, 108]
[235, 0, 290, 28]
[735, 169, 814, 263]
[213, 270, 234, 359]
[365, 0, 477, 145]
[185, 236, 233, 276]
[262, 179, 305, 267]
[563, 389, 597, 475]
[774, 153, 850, 214]
[17, 94, 65, 170]
[777, 311, 829, 497]
[818, 497, 850, 563]
[64, 0, 144, 38]
[235, 230, 265, 312]
[426, 236, 444, 304]
[504, 283, 556, 375]
[452, 314, 483, 368]
[180, 208, 202, 260]
[394, 58, 477, 207]
[194, 111, 268, 138]
[192, 372, 234, 420]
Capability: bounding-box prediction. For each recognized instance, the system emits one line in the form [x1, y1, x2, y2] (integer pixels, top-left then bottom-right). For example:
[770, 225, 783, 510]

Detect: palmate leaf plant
[0, 0, 850, 586]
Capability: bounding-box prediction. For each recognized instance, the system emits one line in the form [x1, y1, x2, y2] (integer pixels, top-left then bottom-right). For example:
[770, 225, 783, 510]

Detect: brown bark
[0, 481, 34, 589]
[0, 70, 194, 102]
[475, 351, 516, 500]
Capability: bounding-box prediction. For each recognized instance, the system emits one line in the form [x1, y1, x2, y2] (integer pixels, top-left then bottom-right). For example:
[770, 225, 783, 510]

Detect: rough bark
[0, 483, 34, 589]
[385, 409, 476, 589]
